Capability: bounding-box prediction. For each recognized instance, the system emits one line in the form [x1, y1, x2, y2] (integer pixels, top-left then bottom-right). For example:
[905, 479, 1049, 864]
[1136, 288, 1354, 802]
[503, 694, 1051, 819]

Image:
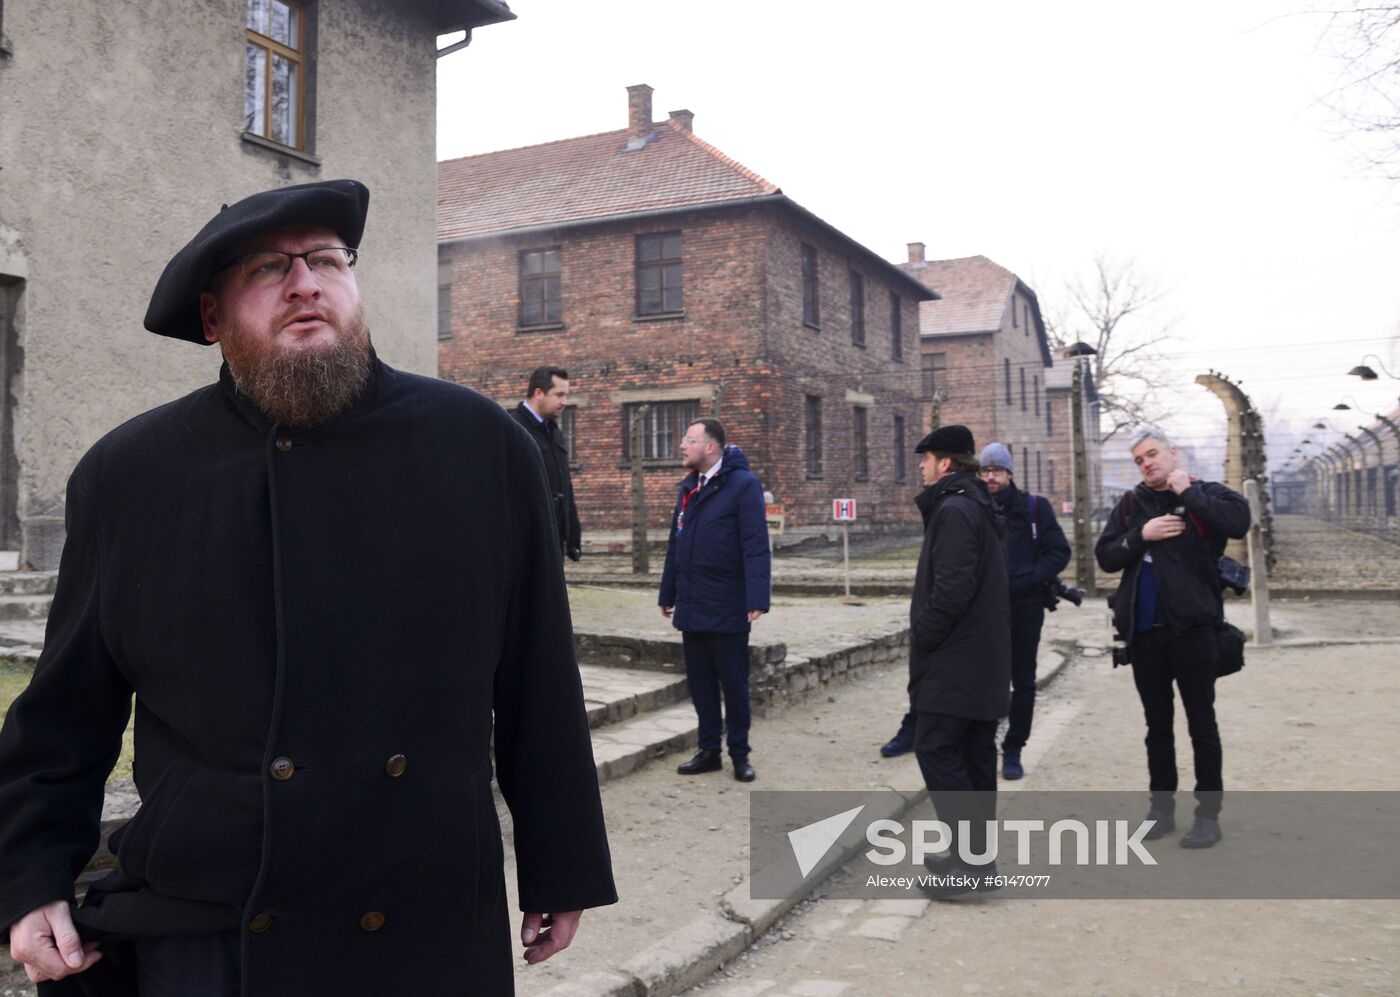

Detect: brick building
[437, 85, 935, 537]
[899, 250, 1084, 504]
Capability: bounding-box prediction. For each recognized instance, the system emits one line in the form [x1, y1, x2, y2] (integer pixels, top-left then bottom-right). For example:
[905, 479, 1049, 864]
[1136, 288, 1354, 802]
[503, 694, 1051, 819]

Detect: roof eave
[436, 0, 516, 37]
[439, 192, 938, 301]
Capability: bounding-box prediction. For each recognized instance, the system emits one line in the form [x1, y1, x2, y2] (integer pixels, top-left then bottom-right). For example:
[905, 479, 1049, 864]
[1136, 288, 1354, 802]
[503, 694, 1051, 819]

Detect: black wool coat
[509, 403, 581, 559]
[0, 357, 616, 996]
[908, 472, 1012, 721]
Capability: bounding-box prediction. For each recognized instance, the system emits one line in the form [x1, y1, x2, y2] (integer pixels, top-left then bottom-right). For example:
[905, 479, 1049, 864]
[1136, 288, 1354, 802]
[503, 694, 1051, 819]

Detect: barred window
[805, 395, 823, 478]
[802, 243, 820, 327]
[893, 415, 906, 483]
[562, 406, 577, 464]
[437, 254, 452, 340]
[622, 400, 698, 460]
[890, 292, 903, 360]
[849, 271, 865, 346]
[636, 233, 683, 315]
[245, 0, 305, 149]
[921, 352, 947, 400]
[519, 248, 562, 327]
[853, 407, 869, 481]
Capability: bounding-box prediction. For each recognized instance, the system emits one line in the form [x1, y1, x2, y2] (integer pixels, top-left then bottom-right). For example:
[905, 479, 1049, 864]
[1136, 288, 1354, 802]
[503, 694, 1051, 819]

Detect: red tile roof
[898, 255, 1017, 337]
[438, 121, 781, 241]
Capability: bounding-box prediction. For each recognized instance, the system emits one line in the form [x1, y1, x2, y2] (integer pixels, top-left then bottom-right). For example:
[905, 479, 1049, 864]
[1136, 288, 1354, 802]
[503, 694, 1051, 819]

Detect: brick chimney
[626, 84, 654, 140]
[668, 108, 694, 134]
[907, 242, 926, 267]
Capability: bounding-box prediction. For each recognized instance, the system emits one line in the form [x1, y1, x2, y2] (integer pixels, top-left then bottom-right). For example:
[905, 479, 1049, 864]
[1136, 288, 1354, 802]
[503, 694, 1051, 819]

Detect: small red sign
[832, 498, 857, 521]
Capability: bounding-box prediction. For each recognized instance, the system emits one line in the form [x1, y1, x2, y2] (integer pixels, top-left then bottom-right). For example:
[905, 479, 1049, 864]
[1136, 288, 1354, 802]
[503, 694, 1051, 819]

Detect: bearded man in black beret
[0, 180, 616, 995]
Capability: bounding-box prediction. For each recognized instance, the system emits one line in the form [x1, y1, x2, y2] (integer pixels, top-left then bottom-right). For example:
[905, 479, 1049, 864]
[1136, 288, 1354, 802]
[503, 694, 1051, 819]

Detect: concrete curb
[575, 644, 1084, 996]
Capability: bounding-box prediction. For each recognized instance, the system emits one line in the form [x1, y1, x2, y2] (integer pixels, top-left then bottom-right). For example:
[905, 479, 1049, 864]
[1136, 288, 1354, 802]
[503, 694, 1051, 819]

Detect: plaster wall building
[0, 0, 512, 567]
[437, 85, 934, 536]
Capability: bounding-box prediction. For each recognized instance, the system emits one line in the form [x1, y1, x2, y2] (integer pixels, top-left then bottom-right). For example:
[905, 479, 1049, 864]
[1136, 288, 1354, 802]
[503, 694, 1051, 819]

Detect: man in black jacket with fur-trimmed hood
[1096, 426, 1250, 850]
[907, 426, 1011, 896]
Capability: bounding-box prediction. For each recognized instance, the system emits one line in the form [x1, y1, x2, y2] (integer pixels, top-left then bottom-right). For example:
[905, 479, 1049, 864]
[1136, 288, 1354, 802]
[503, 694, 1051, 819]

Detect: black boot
[1180, 816, 1222, 849]
[1141, 810, 1177, 841]
[677, 748, 722, 775]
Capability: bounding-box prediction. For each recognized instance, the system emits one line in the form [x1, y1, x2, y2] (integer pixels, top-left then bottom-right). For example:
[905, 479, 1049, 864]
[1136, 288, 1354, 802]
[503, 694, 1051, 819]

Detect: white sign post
[832, 499, 857, 601]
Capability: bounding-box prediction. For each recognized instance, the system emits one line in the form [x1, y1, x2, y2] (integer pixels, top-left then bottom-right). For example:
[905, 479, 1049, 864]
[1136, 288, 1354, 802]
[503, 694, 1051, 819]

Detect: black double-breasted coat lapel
[0, 357, 616, 995]
[509, 403, 580, 556]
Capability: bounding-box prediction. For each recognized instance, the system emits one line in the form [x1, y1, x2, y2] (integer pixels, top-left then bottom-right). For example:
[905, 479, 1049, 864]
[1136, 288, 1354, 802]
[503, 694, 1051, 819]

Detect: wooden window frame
[805, 395, 824, 479]
[436, 254, 453, 341]
[245, 0, 306, 151]
[518, 247, 563, 328]
[890, 291, 903, 360]
[853, 406, 869, 482]
[621, 400, 698, 462]
[849, 270, 865, 347]
[893, 414, 906, 483]
[921, 352, 946, 400]
[801, 243, 821, 328]
[635, 232, 684, 317]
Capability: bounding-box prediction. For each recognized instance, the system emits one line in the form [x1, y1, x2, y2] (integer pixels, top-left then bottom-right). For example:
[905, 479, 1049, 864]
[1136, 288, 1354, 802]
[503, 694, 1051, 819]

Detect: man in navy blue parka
[659, 418, 771, 783]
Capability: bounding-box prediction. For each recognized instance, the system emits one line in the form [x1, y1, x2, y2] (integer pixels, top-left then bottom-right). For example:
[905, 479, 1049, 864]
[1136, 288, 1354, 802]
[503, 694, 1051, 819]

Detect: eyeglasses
[979, 467, 1010, 475]
[213, 247, 359, 286]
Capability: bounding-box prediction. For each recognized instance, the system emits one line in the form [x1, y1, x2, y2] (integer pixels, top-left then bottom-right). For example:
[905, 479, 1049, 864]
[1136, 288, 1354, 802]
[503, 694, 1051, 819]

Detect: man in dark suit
[511, 366, 582, 562]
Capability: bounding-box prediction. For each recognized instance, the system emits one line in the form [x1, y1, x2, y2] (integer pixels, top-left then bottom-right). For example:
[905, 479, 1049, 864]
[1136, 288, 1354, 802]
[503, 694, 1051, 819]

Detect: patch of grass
[0, 663, 136, 782]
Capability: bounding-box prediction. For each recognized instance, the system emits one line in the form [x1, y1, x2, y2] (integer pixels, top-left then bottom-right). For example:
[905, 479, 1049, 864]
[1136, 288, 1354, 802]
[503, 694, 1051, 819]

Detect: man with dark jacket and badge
[0, 180, 616, 994]
[511, 366, 582, 562]
[977, 442, 1071, 781]
[659, 418, 771, 784]
[906, 426, 1011, 896]
[1096, 426, 1250, 850]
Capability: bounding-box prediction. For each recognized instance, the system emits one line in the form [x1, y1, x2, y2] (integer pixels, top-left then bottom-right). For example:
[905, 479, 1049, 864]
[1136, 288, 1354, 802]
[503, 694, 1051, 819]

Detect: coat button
[275, 437, 292, 452]
[360, 911, 385, 932]
[269, 756, 295, 780]
[249, 912, 273, 933]
[385, 754, 407, 778]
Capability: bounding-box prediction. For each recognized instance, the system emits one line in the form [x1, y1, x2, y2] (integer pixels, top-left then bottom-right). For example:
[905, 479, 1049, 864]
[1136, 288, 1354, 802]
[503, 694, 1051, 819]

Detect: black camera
[1042, 578, 1086, 612]
[1111, 642, 1132, 667]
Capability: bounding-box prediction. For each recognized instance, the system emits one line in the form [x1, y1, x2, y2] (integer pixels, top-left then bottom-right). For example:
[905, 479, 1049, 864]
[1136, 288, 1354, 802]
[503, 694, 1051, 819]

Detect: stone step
[0, 594, 52, 622]
[0, 571, 58, 596]
[579, 663, 690, 730]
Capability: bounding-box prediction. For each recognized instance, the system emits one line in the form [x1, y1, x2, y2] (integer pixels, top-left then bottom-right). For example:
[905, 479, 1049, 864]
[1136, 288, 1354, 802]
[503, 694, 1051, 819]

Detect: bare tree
[1316, 2, 1400, 178]
[1045, 255, 1175, 442]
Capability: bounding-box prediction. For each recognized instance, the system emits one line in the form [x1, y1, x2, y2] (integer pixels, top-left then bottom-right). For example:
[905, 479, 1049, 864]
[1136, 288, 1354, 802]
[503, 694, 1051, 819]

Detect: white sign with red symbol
[832, 498, 857, 522]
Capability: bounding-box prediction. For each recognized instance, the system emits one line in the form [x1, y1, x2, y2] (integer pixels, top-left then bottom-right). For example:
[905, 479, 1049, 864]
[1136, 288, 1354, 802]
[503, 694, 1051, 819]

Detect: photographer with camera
[977, 443, 1071, 780]
[1095, 427, 1250, 849]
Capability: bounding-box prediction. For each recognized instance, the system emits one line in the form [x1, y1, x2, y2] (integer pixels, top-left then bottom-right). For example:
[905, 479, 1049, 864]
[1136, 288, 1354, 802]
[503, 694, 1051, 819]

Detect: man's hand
[521, 910, 582, 966]
[567, 547, 581, 562]
[9, 900, 101, 984]
[1165, 469, 1192, 495]
[1142, 514, 1186, 543]
[747, 609, 765, 623]
[660, 605, 672, 618]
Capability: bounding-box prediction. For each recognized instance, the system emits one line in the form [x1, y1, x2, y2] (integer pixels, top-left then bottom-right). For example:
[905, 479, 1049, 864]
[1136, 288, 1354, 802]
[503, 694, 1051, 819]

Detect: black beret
[144, 179, 370, 345]
[914, 424, 975, 455]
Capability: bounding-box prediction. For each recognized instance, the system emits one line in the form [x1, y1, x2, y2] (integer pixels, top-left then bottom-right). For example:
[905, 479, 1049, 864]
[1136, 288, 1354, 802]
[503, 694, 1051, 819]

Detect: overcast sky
[437, 0, 1400, 471]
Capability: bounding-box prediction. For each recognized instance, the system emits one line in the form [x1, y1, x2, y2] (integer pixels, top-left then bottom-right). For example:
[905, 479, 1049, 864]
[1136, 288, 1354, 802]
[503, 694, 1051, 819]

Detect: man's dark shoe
[1141, 811, 1177, 841]
[919, 855, 1002, 899]
[1179, 816, 1222, 849]
[676, 749, 722, 775]
[1001, 753, 1024, 780]
[732, 759, 756, 782]
[880, 729, 915, 758]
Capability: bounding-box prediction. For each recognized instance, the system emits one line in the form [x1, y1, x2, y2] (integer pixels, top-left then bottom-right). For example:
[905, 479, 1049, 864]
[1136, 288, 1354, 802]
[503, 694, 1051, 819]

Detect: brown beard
[221, 302, 373, 428]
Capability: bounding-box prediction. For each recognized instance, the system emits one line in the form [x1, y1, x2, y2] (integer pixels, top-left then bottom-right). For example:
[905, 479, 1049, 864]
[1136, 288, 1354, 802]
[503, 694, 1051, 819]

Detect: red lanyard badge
[676, 481, 703, 532]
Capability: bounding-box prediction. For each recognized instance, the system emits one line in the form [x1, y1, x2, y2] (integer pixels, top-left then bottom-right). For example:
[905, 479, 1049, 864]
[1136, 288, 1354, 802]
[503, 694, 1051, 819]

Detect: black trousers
[914, 711, 998, 864]
[1001, 604, 1046, 755]
[1130, 625, 1223, 819]
[682, 630, 752, 758]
